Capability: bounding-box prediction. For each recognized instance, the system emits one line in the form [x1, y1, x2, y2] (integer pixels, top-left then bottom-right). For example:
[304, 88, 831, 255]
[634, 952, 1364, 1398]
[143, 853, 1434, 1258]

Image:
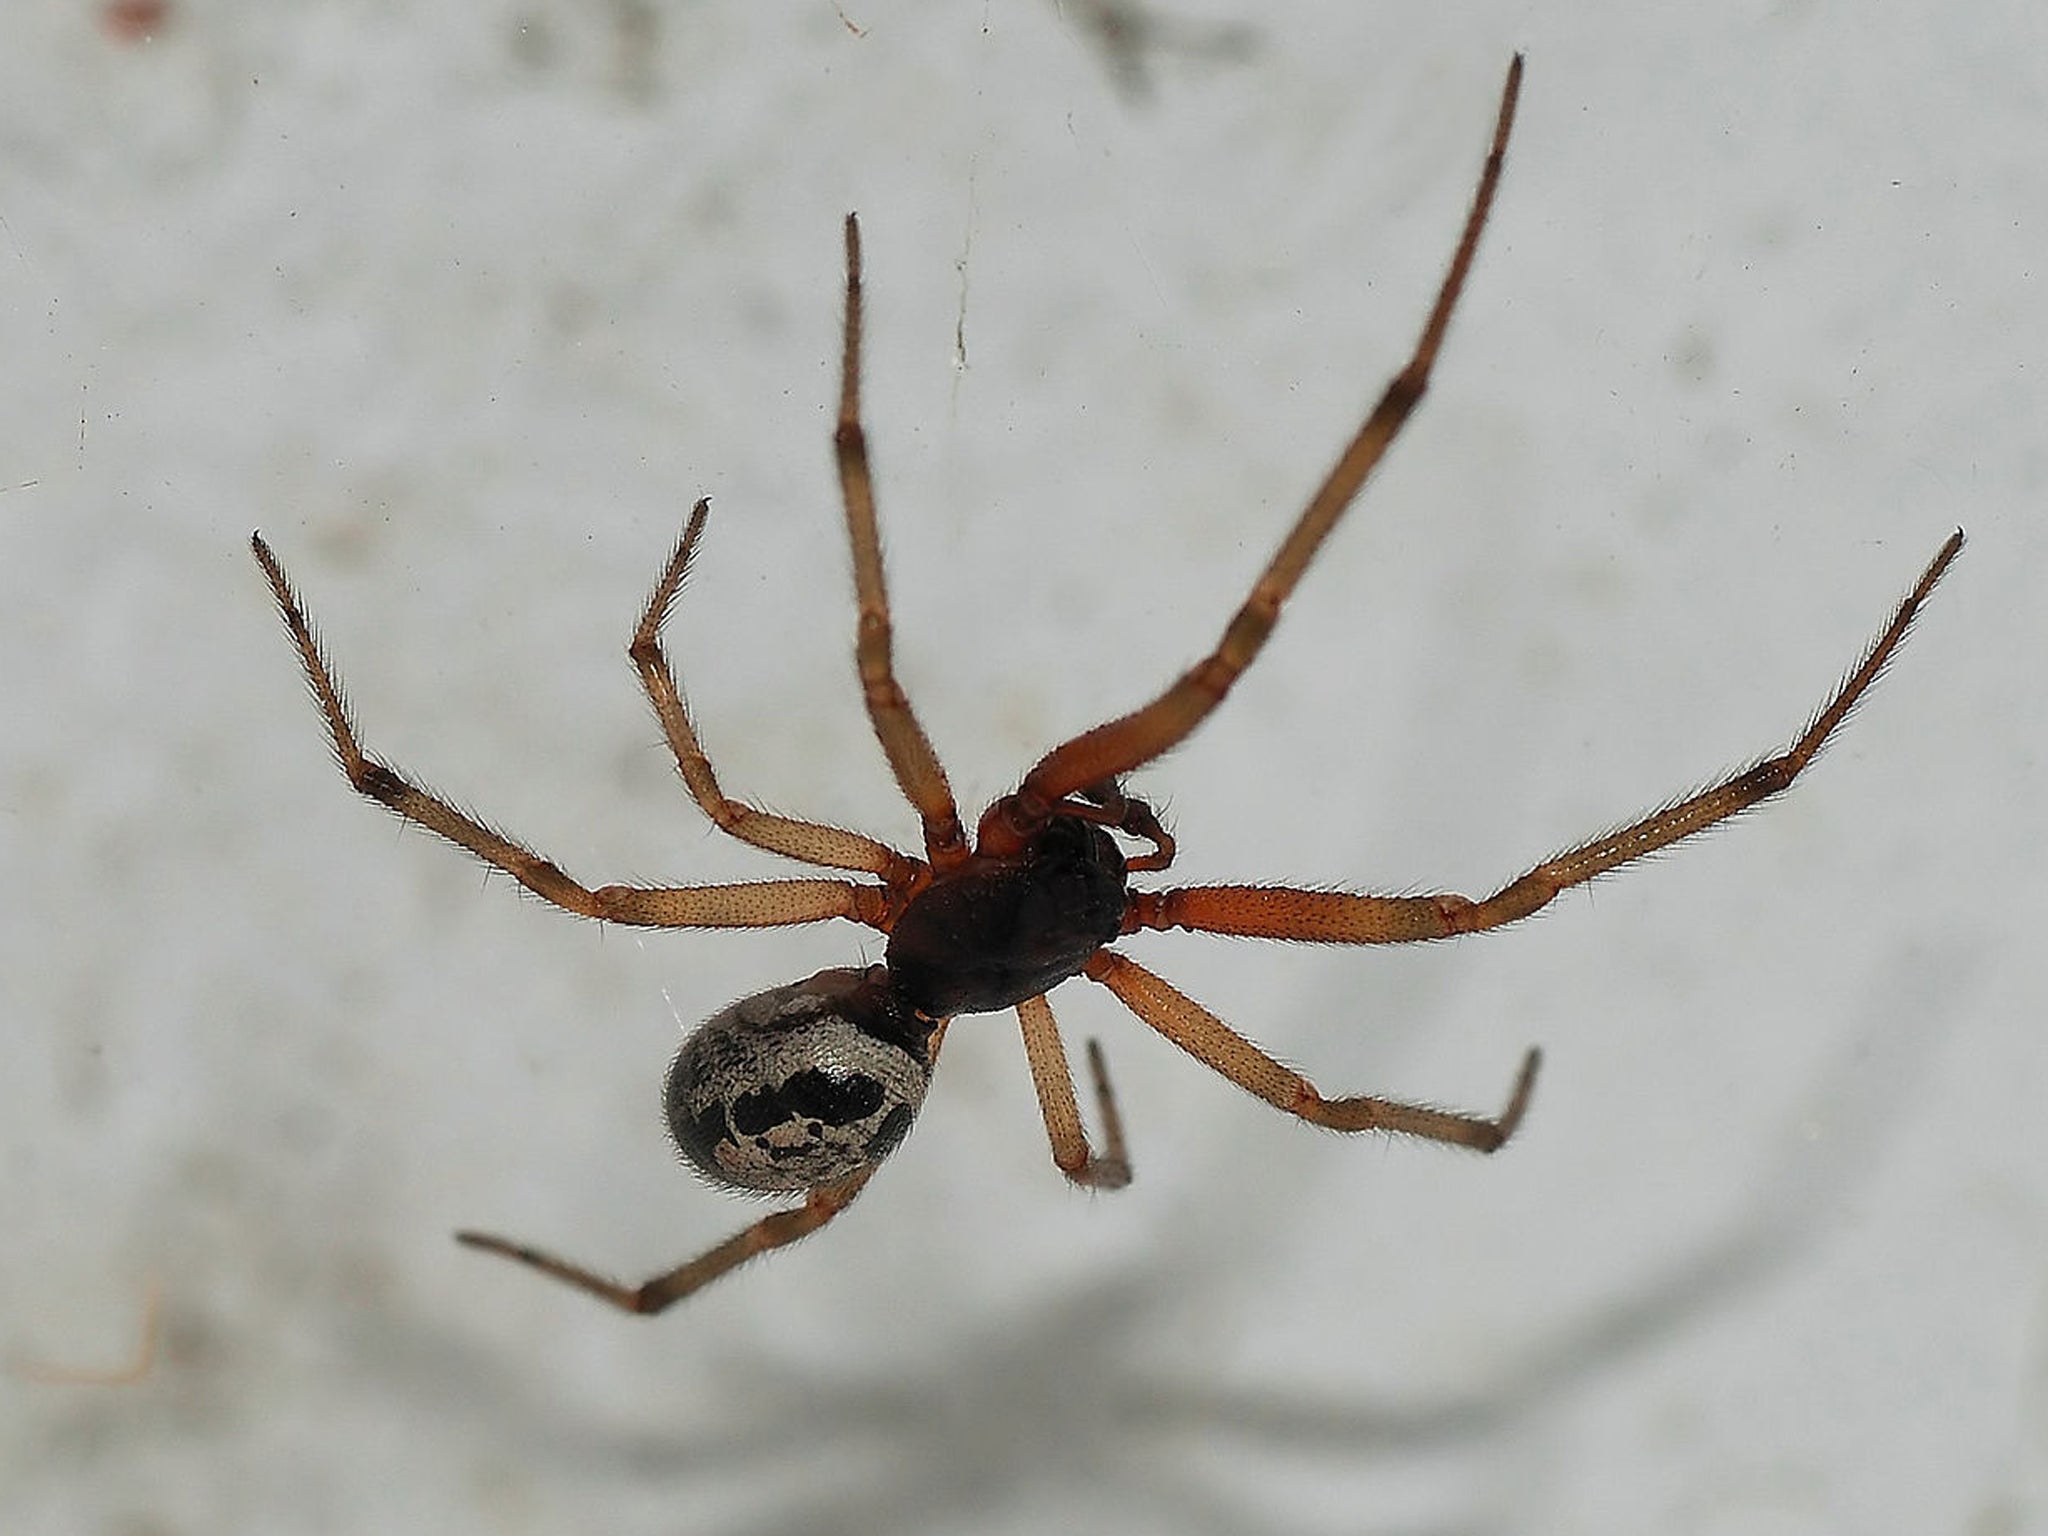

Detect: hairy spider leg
[456, 1171, 875, 1315]
[250, 534, 890, 932]
[1018, 995, 1132, 1187]
[837, 214, 972, 873]
[1086, 951, 1538, 1150]
[1126, 530, 1963, 947]
[628, 497, 928, 892]
[980, 53, 1526, 854]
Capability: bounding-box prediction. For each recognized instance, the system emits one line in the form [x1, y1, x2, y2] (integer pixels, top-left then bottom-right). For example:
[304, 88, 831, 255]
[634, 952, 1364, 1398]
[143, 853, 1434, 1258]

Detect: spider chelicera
[252, 56, 1961, 1314]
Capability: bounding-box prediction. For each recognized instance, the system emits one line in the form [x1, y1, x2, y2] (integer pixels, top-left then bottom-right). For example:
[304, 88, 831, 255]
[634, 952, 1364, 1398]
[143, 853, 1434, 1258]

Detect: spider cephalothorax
[885, 810, 1135, 1020]
[253, 55, 1960, 1313]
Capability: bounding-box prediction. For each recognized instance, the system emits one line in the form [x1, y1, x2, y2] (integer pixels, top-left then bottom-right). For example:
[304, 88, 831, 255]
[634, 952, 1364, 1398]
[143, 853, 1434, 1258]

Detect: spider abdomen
[664, 967, 937, 1193]
[886, 815, 1129, 1019]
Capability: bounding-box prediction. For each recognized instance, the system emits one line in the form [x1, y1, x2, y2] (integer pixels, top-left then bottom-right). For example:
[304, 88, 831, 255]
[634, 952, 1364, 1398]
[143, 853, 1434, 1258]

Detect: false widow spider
[251, 55, 1961, 1314]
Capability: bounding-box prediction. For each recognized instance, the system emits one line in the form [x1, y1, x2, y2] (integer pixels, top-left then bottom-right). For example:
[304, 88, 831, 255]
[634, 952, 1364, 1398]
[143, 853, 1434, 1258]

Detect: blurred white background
[2, 2, 2041, 1533]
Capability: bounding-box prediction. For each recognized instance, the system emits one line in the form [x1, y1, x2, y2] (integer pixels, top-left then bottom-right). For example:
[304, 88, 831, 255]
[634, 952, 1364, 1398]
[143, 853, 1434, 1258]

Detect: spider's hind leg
[456, 1170, 873, 1314]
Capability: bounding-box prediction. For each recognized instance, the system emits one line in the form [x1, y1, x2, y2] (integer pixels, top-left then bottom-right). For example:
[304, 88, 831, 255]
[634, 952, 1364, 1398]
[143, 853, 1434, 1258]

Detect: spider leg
[629, 499, 925, 886]
[252, 534, 889, 932]
[1127, 531, 1964, 946]
[1018, 995, 1132, 1188]
[981, 56, 1523, 855]
[835, 214, 971, 872]
[1085, 951, 1538, 1151]
[455, 1170, 872, 1314]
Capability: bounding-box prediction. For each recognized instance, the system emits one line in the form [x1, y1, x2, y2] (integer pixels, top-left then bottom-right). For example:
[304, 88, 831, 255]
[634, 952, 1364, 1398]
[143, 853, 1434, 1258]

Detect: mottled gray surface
[3, 3, 2039, 1533]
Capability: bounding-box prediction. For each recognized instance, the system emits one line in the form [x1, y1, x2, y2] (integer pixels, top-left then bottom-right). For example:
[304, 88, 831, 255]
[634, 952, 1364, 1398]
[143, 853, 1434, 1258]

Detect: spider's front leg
[456, 1171, 873, 1315]
[835, 214, 971, 872]
[979, 55, 1524, 857]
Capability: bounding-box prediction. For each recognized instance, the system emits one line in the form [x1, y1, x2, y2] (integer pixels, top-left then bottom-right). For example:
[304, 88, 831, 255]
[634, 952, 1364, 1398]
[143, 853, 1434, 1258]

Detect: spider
[251, 55, 1961, 1314]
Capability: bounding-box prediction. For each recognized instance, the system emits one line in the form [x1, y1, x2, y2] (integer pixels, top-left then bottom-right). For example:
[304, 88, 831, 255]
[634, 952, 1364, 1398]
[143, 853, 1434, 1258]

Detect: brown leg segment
[252, 534, 887, 933]
[1085, 951, 1538, 1151]
[1128, 530, 1964, 947]
[834, 214, 970, 871]
[1017, 995, 1133, 1188]
[628, 499, 925, 885]
[455, 1171, 873, 1314]
[983, 56, 1525, 854]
